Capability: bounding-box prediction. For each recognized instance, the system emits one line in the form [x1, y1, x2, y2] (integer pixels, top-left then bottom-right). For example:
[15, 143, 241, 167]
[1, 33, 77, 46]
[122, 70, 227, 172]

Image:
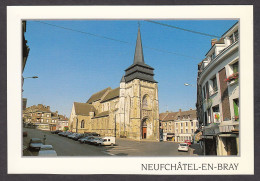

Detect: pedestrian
[43, 135, 46, 145]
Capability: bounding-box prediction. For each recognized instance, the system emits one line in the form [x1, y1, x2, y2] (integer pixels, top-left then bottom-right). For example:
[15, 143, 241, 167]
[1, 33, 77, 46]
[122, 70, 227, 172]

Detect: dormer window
[229, 30, 239, 44]
[211, 52, 216, 60]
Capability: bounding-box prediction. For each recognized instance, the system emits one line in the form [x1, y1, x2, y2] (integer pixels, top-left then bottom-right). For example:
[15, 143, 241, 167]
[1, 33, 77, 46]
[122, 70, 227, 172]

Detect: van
[96, 137, 115, 146]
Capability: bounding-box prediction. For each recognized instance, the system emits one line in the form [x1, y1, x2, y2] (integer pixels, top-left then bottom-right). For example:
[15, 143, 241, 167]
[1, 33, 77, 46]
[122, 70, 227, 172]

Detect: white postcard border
[7, 5, 254, 175]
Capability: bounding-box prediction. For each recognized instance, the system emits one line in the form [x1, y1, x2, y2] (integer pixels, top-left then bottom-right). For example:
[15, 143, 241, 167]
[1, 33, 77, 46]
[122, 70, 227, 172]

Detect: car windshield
[180, 144, 188, 146]
[40, 146, 53, 151]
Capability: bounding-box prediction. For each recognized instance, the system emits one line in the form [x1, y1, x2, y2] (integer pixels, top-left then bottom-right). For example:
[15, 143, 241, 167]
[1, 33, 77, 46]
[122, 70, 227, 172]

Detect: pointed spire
[120, 75, 125, 82]
[133, 25, 145, 64]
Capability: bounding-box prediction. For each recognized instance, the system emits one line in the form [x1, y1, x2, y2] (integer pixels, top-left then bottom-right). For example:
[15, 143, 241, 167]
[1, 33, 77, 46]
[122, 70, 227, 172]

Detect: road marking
[102, 151, 115, 156]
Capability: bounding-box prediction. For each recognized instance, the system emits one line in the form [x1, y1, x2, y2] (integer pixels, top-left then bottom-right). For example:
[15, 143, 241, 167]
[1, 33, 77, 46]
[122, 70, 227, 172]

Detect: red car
[184, 140, 192, 146]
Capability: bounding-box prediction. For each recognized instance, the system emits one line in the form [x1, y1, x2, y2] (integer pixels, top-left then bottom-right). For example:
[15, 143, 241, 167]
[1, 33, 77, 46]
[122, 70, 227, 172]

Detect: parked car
[67, 133, 77, 139]
[62, 132, 72, 137]
[29, 138, 43, 150]
[51, 130, 62, 134]
[184, 140, 192, 146]
[58, 131, 66, 136]
[89, 137, 102, 145]
[84, 136, 96, 144]
[72, 133, 85, 141]
[78, 136, 91, 144]
[90, 132, 100, 137]
[38, 145, 57, 156]
[178, 143, 189, 152]
[95, 137, 115, 146]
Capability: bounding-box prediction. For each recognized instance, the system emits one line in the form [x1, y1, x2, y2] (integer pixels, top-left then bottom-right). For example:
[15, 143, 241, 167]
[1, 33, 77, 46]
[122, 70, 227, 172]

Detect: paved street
[23, 128, 200, 156]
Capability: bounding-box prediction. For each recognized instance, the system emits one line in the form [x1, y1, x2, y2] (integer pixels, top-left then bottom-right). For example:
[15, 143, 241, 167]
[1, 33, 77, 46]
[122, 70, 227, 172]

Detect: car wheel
[98, 143, 101, 146]
[111, 143, 114, 146]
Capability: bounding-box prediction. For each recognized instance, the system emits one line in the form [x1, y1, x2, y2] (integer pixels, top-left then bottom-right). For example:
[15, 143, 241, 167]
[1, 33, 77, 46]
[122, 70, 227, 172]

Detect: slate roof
[159, 109, 197, 121]
[120, 75, 125, 83]
[160, 112, 179, 121]
[94, 111, 109, 118]
[74, 102, 96, 116]
[101, 87, 120, 103]
[179, 109, 197, 120]
[86, 87, 111, 104]
[124, 27, 157, 83]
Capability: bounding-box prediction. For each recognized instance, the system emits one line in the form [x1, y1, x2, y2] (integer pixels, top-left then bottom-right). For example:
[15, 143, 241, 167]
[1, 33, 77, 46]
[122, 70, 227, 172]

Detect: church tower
[119, 26, 159, 141]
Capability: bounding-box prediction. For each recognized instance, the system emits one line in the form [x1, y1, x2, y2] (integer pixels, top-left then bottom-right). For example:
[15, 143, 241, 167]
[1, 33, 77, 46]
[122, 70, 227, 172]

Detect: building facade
[23, 104, 68, 131]
[69, 27, 160, 141]
[159, 109, 198, 142]
[196, 22, 239, 155]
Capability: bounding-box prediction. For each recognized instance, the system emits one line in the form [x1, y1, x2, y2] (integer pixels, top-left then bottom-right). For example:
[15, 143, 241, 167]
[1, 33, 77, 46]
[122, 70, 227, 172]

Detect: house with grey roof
[159, 109, 198, 142]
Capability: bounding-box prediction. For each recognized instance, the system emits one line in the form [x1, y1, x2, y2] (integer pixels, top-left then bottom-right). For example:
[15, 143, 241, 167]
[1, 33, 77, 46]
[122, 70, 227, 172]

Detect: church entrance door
[142, 119, 147, 139]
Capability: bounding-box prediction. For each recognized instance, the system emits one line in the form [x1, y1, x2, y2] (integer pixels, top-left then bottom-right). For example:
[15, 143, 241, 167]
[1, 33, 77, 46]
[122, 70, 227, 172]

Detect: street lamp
[24, 76, 38, 79]
[184, 83, 194, 87]
[22, 76, 38, 92]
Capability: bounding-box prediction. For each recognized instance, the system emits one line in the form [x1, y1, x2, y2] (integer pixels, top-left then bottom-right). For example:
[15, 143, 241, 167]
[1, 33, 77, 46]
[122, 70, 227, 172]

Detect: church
[68, 27, 159, 140]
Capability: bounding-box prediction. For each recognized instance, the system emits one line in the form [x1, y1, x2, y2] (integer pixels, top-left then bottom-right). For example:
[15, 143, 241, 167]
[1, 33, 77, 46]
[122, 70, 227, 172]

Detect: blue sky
[22, 20, 237, 117]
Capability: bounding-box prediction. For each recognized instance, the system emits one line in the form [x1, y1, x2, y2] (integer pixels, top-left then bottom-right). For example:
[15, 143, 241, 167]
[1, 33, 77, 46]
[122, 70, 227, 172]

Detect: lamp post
[184, 83, 195, 87]
[22, 76, 38, 91]
[24, 76, 38, 79]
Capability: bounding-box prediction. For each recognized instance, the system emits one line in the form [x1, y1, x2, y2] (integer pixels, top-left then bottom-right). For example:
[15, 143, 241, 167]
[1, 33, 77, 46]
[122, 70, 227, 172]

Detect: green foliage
[63, 126, 69, 131]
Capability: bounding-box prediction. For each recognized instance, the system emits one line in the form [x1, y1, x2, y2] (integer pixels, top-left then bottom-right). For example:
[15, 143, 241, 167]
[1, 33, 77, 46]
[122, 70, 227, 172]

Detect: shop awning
[218, 134, 237, 137]
[201, 135, 214, 139]
[167, 135, 174, 137]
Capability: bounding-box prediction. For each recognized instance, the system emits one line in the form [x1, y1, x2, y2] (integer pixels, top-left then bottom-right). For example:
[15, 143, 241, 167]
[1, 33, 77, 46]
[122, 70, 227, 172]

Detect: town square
[22, 19, 239, 157]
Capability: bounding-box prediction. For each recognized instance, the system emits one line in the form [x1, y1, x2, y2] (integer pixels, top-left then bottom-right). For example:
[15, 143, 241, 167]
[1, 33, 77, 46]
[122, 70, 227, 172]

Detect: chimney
[179, 109, 182, 113]
[211, 39, 218, 46]
[190, 108, 193, 111]
[47, 106, 50, 110]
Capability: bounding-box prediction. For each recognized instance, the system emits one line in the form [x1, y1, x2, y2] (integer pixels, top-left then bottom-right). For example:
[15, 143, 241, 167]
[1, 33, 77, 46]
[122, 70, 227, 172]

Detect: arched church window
[81, 120, 85, 128]
[142, 95, 149, 109]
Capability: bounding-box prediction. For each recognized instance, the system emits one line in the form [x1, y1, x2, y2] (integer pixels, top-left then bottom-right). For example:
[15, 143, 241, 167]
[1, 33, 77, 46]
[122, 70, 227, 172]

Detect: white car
[29, 138, 43, 150]
[38, 145, 57, 156]
[178, 143, 189, 152]
[96, 137, 115, 146]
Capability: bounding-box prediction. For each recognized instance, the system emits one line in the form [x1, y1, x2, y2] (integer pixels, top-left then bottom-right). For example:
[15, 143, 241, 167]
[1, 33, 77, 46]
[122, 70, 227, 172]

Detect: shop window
[212, 105, 220, 123]
[204, 112, 208, 126]
[233, 99, 239, 121]
[207, 109, 211, 124]
[232, 61, 239, 73]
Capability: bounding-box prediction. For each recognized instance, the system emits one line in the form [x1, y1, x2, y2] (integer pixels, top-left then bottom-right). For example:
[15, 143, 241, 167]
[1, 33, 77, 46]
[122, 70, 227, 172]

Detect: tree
[63, 126, 69, 131]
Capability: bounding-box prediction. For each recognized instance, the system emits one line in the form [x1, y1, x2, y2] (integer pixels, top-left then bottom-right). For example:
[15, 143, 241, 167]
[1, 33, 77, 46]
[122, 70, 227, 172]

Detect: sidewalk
[190, 143, 203, 155]
[116, 137, 160, 143]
